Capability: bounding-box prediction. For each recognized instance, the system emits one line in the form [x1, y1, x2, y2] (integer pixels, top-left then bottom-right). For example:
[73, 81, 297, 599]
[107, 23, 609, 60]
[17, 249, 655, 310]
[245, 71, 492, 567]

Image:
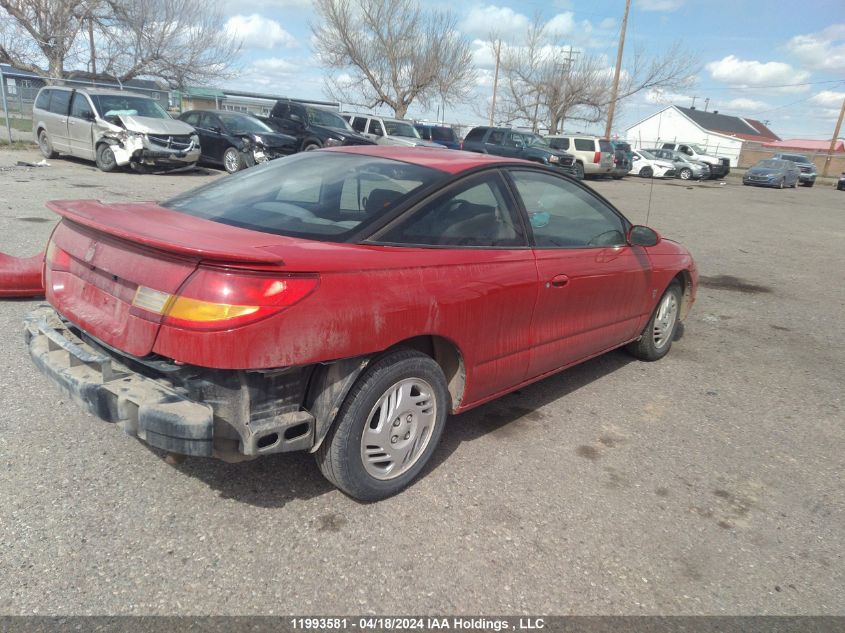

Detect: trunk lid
[45, 200, 289, 357]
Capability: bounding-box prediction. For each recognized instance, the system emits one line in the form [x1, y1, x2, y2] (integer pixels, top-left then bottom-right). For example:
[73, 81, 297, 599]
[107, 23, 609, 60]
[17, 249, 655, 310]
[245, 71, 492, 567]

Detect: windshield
[90, 94, 170, 119]
[686, 144, 706, 154]
[163, 153, 443, 241]
[306, 106, 352, 130]
[523, 134, 549, 147]
[757, 160, 786, 169]
[639, 150, 657, 160]
[219, 113, 273, 134]
[384, 120, 421, 138]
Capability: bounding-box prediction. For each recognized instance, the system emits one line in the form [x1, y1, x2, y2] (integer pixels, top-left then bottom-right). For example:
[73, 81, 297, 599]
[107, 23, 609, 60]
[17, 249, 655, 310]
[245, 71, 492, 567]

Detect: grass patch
[0, 139, 37, 150]
[0, 117, 33, 132]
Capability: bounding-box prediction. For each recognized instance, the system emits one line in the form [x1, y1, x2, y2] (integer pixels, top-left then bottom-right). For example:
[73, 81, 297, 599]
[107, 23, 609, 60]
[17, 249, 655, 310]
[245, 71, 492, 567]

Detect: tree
[0, 0, 92, 78]
[312, 0, 476, 119]
[0, 0, 240, 86]
[492, 17, 698, 134]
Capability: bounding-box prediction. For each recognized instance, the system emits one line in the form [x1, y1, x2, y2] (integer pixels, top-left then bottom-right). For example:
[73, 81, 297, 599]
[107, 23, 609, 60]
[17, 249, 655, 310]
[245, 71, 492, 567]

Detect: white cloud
[460, 5, 530, 38]
[546, 12, 576, 37]
[225, 14, 298, 50]
[599, 17, 616, 30]
[786, 24, 845, 72]
[720, 97, 769, 111]
[705, 55, 810, 89]
[810, 90, 845, 107]
[636, 0, 685, 12]
[645, 89, 693, 105]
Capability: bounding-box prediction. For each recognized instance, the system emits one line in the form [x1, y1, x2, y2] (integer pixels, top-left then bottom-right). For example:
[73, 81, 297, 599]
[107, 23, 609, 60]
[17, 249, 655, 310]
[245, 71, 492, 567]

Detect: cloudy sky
[222, 0, 845, 140]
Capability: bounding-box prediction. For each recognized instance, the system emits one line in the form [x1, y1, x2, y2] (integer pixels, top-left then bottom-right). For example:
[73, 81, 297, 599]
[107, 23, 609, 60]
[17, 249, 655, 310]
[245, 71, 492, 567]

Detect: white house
[625, 105, 781, 167]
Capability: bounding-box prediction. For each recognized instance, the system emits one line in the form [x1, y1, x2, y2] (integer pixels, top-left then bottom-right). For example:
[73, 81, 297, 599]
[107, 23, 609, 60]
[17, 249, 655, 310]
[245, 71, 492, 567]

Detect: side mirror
[627, 225, 660, 247]
[212, 126, 222, 134]
[514, 141, 524, 150]
[84, 111, 96, 122]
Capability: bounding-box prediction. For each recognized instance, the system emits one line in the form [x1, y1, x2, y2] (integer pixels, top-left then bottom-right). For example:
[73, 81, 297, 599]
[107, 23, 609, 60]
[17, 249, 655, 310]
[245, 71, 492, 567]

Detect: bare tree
[494, 17, 697, 134]
[312, 0, 476, 119]
[97, 0, 240, 86]
[0, 0, 92, 78]
[1, 0, 239, 86]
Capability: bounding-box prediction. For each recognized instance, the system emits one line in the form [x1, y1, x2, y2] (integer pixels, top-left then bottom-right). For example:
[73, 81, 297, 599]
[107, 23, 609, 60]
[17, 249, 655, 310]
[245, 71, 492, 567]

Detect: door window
[510, 170, 626, 248]
[379, 174, 525, 247]
[487, 130, 504, 144]
[504, 132, 524, 147]
[181, 112, 201, 126]
[70, 93, 94, 120]
[350, 117, 367, 133]
[368, 119, 384, 136]
[548, 137, 569, 150]
[199, 113, 221, 131]
[48, 90, 71, 115]
[35, 89, 52, 110]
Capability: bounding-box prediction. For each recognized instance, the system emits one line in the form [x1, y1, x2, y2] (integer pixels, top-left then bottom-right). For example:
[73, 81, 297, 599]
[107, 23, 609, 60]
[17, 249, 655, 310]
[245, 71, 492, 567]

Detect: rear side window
[48, 90, 71, 115]
[379, 174, 524, 247]
[35, 89, 52, 110]
[548, 138, 569, 150]
[181, 112, 201, 126]
[510, 170, 626, 248]
[464, 128, 486, 143]
[573, 138, 595, 151]
[415, 126, 432, 140]
[487, 130, 504, 144]
[431, 127, 457, 142]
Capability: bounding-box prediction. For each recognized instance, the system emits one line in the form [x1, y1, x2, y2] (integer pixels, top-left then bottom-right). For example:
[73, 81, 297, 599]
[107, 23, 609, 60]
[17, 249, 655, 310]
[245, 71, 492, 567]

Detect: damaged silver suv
[32, 86, 200, 172]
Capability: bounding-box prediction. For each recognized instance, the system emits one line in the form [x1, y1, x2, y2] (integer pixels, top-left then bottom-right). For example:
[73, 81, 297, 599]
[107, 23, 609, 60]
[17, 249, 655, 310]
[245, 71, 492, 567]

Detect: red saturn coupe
[24, 146, 697, 500]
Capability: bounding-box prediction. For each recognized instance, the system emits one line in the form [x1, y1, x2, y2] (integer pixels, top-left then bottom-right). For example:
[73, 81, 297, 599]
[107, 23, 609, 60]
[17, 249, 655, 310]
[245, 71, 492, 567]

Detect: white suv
[545, 135, 614, 178]
[341, 114, 444, 148]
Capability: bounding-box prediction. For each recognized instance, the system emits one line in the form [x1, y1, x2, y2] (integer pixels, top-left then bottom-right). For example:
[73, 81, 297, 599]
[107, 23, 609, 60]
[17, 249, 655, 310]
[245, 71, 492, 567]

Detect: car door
[46, 89, 72, 152]
[67, 91, 95, 160]
[507, 168, 653, 378]
[198, 112, 227, 163]
[373, 170, 538, 403]
[482, 129, 509, 157]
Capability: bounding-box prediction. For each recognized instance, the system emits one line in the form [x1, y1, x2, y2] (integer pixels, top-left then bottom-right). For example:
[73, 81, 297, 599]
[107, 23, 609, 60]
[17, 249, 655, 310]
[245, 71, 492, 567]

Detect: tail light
[45, 241, 71, 272]
[131, 266, 319, 331]
[593, 151, 601, 164]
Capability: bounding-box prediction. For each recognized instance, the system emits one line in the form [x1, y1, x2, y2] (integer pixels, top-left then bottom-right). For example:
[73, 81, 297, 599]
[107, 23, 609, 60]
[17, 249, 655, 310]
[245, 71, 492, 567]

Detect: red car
[24, 146, 697, 500]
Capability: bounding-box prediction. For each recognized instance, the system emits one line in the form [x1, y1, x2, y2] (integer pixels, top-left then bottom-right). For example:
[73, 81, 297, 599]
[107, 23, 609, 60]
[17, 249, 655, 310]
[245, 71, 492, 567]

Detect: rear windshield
[599, 140, 613, 152]
[163, 152, 443, 242]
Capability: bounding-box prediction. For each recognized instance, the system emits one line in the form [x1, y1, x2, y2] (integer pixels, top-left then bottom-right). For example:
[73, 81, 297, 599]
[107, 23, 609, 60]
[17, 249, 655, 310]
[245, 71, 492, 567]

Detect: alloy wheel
[652, 291, 678, 350]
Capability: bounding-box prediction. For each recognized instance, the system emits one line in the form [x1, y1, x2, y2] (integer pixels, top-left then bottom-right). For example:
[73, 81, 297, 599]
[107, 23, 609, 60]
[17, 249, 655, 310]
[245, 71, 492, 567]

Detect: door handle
[549, 274, 570, 288]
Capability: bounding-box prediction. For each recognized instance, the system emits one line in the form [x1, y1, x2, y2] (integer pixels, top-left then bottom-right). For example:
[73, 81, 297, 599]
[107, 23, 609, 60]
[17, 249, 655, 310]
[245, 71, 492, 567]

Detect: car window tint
[548, 138, 569, 150]
[181, 112, 200, 126]
[510, 170, 625, 248]
[369, 119, 384, 136]
[199, 113, 219, 130]
[487, 130, 504, 144]
[351, 117, 367, 133]
[464, 128, 486, 142]
[573, 138, 594, 151]
[35, 89, 51, 110]
[70, 93, 94, 119]
[380, 174, 524, 247]
[48, 90, 71, 115]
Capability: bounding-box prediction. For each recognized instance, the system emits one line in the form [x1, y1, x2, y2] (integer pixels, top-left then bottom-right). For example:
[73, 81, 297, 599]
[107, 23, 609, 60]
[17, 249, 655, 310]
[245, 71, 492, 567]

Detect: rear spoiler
[47, 200, 288, 264]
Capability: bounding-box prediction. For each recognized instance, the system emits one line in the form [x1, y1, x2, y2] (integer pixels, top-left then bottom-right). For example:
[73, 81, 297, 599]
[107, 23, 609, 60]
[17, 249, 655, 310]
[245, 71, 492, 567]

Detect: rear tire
[804, 181, 814, 188]
[626, 281, 682, 361]
[303, 142, 321, 151]
[38, 130, 56, 159]
[316, 349, 449, 501]
[95, 143, 118, 172]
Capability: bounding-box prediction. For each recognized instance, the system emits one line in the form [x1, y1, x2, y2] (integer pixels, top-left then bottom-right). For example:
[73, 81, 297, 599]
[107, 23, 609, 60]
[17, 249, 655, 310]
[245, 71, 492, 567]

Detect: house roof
[763, 138, 845, 152]
[0, 64, 44, 79]
[675, 106, 781, 142]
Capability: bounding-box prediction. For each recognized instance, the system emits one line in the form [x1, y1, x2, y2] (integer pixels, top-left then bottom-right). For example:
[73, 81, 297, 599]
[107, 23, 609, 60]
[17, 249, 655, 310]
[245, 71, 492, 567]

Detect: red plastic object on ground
[0, 252, 44, 297]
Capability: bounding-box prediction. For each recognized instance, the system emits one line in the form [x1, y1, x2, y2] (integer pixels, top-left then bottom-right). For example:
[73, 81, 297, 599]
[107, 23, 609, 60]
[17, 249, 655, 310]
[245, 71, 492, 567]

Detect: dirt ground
[0, 147, 842, 615]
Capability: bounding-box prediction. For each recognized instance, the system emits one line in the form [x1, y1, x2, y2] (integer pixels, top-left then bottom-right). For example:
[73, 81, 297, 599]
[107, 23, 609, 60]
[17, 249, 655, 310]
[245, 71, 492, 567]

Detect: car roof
[325, 145, 530, 174]
[43, 86, 149, 99]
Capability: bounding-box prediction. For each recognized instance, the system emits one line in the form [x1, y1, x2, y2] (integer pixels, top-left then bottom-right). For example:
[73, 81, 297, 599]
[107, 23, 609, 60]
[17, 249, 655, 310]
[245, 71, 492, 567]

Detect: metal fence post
[0, 66, 13, 144]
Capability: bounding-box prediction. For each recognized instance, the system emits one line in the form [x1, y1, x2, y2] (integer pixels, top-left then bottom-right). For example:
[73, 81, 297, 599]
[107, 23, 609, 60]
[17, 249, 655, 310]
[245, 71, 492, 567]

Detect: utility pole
[604, 0, 630, 139]
[690, 96, 697, 108]
[489, 39, 502, 126]
[554, 47, 579, 134]
[822, 96, 845, 178]
[88, 15, 97, 79]
[704, 97, 710, 112]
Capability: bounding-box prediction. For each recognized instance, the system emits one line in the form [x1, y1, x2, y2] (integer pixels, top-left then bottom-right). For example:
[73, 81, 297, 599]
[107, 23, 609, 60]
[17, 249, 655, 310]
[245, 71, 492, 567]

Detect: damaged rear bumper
[23, 306, 315, 459]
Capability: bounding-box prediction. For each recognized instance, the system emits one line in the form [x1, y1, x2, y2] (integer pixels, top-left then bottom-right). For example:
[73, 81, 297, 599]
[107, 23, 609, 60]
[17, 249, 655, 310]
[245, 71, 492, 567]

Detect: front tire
[639, 166, 653, 178]
[573, 162, 584, 180]
[679, 167, 692, 180]
[95, 143, 118, 172]
[626, 281, 682, 361]
[38, 130, 57, 159]
[223, 147, 243, 173]
[303, 142, 321, 151]
[778, 178, 785, 189]
[316, 349, 449, 501]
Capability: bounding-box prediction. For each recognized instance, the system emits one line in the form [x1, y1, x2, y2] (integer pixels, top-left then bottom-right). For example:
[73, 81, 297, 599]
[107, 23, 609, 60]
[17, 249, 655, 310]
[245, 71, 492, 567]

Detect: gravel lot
[1, 148, 842, 615]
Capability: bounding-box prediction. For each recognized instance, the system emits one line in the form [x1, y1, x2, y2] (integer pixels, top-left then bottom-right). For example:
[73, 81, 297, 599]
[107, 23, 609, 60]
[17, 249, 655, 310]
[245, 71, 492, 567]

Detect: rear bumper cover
[24, 306, 214, 456]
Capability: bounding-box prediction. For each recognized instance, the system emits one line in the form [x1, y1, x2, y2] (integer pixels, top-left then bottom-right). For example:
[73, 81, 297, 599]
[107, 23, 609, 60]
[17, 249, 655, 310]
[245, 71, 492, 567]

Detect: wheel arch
[385, 335, 466, 411]
[672, 269, 694, 320]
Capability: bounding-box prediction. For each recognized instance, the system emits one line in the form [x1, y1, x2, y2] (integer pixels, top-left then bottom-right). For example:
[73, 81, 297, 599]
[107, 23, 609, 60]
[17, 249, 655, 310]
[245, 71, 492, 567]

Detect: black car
[837, 173, 845, 191]
[461, 126, 579, 178]
[611, 149, 630, 179]
[266, 99, 375, 152]
[179, 110, 297, 173]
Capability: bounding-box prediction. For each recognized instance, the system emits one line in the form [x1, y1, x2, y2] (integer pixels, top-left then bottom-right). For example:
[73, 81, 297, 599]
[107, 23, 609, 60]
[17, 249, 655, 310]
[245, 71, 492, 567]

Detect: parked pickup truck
[659, 142, 730, 179]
